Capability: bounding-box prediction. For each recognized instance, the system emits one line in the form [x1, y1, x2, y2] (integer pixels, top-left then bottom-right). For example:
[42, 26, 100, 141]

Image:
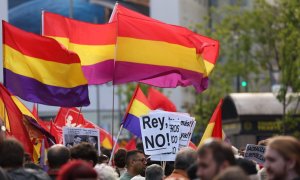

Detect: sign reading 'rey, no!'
[140, 114, 172, 155]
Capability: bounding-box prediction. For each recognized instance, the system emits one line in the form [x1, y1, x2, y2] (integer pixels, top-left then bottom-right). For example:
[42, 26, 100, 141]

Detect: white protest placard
[151, 116, 181, 161]
[63, 127, 100, 155]
[140, 113, 172, 155]
[178, 115, 196, 149]
[244, 144, 266, 165]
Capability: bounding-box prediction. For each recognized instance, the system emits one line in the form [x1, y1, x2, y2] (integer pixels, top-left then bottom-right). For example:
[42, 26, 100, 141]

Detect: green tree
[191, 0, 300, 138]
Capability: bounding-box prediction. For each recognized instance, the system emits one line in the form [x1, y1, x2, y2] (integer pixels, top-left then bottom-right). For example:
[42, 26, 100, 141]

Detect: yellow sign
[257, 121, 280, 131]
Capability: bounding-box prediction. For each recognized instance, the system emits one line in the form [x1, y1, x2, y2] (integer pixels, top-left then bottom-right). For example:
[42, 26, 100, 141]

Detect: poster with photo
[63, 127, 100, 155]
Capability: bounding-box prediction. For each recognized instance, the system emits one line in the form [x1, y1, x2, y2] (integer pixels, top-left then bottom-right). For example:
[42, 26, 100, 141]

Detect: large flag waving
[111, 4, 219, 92]
[121, 85, 152, 137]
[147, 87, 177, 112]
[2, 21, 90, 107]
[0, 83, 55, 162]
[43, 12, 116, 84]
[0, 84, 32, 154]
[198, 99, 223, 146]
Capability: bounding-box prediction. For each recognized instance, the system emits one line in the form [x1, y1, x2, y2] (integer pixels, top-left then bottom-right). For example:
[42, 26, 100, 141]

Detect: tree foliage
[191, 0, 300, 138]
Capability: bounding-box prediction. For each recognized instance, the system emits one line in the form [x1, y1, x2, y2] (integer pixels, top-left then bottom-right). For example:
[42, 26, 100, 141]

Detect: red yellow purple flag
[2, 21, 90, 107]
[43, 12, 116, 84]
[0, 83, 55, 163]
[111, 5, 219, 92]
[121, 85, 152, 137]
[0, 83, 33, 154]
[198, 99, 223, 146]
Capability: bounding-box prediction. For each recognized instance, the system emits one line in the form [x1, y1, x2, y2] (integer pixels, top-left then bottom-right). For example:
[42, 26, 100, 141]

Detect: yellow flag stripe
[4, 45, 87, 88]
[48, 36, 115, 66]
[129, 99, 151, 117]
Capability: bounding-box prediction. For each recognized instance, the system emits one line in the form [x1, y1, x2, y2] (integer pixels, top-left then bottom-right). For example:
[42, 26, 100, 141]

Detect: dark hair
[24, 152, 32, 162]
[101, 147, 111, 159]
[198, 139, 236, 166]
[114, 148, 127, 168]
[57, 160, 97, 180]
[70, 142, 98, 167]
[98, 154, 109, 164]
[0, 138, 24, 168]
[187, 163, 198, 179]
[174, 148, 197, 170]
[125, 150, 143, 167]
[236, 158, 257, 175]
[48, 145, 70, 169]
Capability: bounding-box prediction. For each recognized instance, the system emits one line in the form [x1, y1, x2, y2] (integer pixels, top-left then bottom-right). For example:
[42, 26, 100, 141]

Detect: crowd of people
[0, 135, 299, 180]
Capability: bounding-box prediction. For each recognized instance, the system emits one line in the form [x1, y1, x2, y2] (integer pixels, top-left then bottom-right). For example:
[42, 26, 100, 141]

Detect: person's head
[197, 139, 236, 180]
[73, 135, 82, 145]
[98, 154, 109, 164]
[94, 163, 119, 180]
[174, 148, 197, 171]
[0, 138, 24, 169]
[88, 136, 97, 147]
[213, 166, 250, 180]
[24, 153, 32, 164]
[47, 144, 70, 169]
[70, 142, 98, 167]
[126, 150, 147, 175]
[236, 158, 257, 175]
[187, 163, 198, 180]
[145, 164, 164, 180]
[57, 160, 97, 180]
[264, 136, 300, 180]
[114, 148, 127, 168]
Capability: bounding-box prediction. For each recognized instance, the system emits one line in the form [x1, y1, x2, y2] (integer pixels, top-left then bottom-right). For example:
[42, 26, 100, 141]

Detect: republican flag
[198, 99, 223, 146]
[0, 83, 55, 163]
[43, 12, 116, 84]
[147, 87, 177, 112]
[10, 92, 56, 162]
[2, 21, 90, 107]
[111, 4, 219, 92]
[0, 83, 33, 155]
[121, 85, 152, 137]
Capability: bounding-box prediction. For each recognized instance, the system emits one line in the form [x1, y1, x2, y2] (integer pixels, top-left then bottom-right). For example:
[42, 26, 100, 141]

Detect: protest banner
[178, 115, 196, 149]
[140, 113, 172, 155]
[63, 127, 100, 155]
[244, 144, 265, 165]
[151, 116, 181, 161]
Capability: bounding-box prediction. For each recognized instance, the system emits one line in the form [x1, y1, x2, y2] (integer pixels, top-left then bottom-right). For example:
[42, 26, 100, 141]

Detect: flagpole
[75, 106, 82, 125]
[96, 85, 100, 126]
[108, 124, 123, 165]
[41, 10, 44, 35]
[111, 85, 115, 139]
[109, 1, 119, 158]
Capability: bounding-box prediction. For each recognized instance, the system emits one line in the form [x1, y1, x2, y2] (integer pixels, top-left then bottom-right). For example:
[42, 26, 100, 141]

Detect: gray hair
[94, 163, 119, 180]
[145, 164, 164, 180]
[175, 148, 197, 170]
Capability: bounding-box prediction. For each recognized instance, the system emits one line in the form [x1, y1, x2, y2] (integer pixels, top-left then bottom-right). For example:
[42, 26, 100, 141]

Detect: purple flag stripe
[4, 69, 90, 107]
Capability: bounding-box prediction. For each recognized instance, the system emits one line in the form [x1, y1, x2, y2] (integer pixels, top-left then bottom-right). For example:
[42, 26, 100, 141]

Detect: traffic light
[241, 81, 247, 87]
